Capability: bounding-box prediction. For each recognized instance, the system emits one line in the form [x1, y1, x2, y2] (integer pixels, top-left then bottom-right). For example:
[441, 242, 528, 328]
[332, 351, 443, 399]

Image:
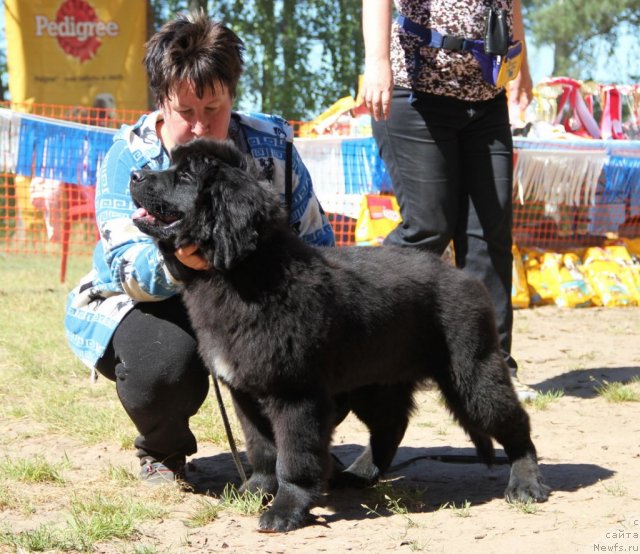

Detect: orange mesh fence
[0, 101, 146, 282]
[1, 99, 146, 129]
[1, 104, 639, 285]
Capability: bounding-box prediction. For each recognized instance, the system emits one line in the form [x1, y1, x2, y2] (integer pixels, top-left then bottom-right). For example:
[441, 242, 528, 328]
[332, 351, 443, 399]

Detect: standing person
[361, 0, 537, 400]
[65, 10, 334, 484]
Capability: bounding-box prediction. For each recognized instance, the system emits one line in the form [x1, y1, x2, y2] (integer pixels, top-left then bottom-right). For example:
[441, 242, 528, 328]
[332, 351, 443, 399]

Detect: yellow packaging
[539, 252, 563, 302]
[496, 41, 523, 88]
[523, 250, 555, 306]
[354, 194, 402, 246]
[511, 244, 530, 309]
[583, 247, 637, 307]
[556, 252, 595, 308]
[604, 245, 640, 303]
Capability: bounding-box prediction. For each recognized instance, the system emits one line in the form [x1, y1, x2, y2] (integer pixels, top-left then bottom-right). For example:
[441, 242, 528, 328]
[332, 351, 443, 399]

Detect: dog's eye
[177, 172, 193, 186]
[195, 156, 214, 167]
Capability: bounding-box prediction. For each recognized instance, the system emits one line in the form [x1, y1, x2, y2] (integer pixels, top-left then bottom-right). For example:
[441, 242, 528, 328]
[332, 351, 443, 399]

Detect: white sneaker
[511, 376, 539, 402]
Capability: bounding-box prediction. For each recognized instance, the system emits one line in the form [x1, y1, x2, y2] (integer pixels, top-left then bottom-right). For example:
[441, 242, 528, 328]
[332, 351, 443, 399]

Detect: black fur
[130, 138, 549, 532]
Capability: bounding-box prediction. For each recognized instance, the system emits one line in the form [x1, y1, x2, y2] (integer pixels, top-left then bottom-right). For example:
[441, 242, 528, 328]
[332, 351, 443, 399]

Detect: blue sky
[527, 27, 639, 85]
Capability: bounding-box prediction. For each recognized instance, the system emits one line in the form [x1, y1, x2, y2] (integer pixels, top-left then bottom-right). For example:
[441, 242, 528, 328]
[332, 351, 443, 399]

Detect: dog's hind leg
[434, 350, 549, 503]
[331, 383, 416, 488]
[229, 387, 279, 497]
[259, 390, 335, 532]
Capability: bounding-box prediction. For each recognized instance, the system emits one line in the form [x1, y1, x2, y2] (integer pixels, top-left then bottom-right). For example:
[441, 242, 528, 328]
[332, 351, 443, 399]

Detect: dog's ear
[195, 165, 284, 272]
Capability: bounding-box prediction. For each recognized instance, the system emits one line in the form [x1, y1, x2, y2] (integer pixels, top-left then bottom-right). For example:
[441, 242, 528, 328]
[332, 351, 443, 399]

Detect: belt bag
[397, 15, 523, 88]
[473, 40, 523, 88]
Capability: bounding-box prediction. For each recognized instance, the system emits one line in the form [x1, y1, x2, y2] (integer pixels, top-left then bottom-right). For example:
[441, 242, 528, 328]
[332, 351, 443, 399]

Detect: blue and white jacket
[65, 110, 335, 372]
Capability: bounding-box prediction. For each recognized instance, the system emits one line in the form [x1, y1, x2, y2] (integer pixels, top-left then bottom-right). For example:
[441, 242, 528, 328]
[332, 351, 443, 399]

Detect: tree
[0, 46, 7, 101]
[207, 0, 362, 120]
[521, 0, 640, 80]
[148, 0, 362, 119]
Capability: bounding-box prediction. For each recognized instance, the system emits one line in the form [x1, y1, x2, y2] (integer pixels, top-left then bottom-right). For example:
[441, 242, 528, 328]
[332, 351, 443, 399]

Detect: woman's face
[160, 81, 233, 152]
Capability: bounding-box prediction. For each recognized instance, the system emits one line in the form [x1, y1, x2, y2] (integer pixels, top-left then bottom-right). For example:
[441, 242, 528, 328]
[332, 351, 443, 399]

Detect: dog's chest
[208, 349, 235, 384]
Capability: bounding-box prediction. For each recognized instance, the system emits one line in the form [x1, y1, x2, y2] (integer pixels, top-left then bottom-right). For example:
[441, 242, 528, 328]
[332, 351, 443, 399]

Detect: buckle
[442, 35, 465, 51]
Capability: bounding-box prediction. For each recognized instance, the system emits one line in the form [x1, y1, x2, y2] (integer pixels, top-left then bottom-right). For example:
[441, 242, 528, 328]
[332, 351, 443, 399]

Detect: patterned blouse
[391, 0, 513, 101]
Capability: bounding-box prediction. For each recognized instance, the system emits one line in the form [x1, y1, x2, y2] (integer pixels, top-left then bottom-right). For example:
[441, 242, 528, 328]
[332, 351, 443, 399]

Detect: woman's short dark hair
[144, 10, 245, 107]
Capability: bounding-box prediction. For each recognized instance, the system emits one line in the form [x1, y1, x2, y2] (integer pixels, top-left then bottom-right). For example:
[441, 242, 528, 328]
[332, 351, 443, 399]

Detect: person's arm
[95, 141, 179, 297]
[361, 0, 394, 121]
[508, 0, 533, 112]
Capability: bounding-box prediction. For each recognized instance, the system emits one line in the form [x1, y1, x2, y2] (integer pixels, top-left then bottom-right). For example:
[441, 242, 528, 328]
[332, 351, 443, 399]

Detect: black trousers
[96, 295, 210, 464]
[373, 88, 517, 372]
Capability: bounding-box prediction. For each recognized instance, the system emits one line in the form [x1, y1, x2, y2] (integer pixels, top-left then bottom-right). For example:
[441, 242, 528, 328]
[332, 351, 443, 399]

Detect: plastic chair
[60, 183, 98, 283]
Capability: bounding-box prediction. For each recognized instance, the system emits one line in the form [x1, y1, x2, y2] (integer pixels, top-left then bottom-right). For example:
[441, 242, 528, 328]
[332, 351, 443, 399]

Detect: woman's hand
[175, 244, 210, 270]
[361, 0, 394, 121]
[362, 61, 394, 121]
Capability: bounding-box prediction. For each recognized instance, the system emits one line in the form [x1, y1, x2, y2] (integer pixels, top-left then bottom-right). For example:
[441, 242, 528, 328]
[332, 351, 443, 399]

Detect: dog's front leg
[259, 391, 334, 532]
[229, 387, 279, 497]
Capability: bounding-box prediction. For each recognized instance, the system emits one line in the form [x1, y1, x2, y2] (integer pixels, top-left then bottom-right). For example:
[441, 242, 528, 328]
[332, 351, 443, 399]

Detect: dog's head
[130, 138, 286, 272]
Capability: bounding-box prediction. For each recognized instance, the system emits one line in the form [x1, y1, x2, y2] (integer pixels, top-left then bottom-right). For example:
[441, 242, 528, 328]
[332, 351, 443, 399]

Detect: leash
[212, 376, 247, 485]
[209, 138, 293, 486]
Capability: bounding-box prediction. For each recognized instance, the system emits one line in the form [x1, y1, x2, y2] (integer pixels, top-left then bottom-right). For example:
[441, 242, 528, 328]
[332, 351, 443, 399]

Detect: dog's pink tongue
[132, 207, 149, 220]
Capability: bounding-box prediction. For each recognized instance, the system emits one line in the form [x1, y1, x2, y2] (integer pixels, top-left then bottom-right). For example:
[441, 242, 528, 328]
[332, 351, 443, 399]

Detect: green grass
[361, 481, 427, 530]
[0, 493, 167, 552]
[595, 380, 640, 403]
[0, 254, 237, 447]
[508, 498, 540, 514]
[602, 480, 628, 497]
[525, 388, 565, 410]
[1, 253, 638, 551]
[0, 254, 245, 551]
[0, 255, 135, 447]
[68, 493, 166, 542]
[185, 497, 224, 527]
[218, 483, 268, 516]
[0, 454, 68, 484]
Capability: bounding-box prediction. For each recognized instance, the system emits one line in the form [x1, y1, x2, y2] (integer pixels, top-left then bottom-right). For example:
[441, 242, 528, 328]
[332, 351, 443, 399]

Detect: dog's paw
[258, 505, 310, 533]
[329, 444, 381, 489]
[329, 469, 378, 489]
[504, 455, 550, 503]
[240, 472, 278, 498]
[329, 453, 375, 489]
[329, 453, 347, 476]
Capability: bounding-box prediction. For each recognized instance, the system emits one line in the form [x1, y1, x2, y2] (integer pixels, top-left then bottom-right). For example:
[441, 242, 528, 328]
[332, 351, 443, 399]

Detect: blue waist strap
[397, 15, 483, 53]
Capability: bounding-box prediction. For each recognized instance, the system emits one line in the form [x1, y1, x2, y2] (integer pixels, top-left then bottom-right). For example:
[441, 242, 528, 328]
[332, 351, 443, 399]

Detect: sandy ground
[2, 305, 639, 553]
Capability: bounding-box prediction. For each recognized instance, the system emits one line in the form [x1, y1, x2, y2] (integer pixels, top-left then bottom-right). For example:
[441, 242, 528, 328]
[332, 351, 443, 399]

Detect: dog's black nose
[130, 170, 145, 183]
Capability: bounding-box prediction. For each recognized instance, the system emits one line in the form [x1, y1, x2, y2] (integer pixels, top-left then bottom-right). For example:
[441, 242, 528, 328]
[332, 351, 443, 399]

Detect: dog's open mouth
[132, 206, 182, 228]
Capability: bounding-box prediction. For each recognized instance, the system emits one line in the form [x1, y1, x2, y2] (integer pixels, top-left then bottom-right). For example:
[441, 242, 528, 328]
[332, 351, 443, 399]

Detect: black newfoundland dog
[129, 138, 549, 532]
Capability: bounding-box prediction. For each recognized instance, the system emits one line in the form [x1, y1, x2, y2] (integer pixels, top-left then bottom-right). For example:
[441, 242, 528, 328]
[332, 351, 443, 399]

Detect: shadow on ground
[184, 443, 614, 525]
[531, 366, 640, 398]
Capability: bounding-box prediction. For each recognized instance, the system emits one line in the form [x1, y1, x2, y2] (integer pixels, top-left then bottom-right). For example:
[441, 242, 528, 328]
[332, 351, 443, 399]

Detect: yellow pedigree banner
[4, 0, 148, 110]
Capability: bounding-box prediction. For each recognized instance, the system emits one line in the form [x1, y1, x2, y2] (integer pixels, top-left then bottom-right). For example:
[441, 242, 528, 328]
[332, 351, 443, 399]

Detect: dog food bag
[522, 249, 556, 306]
[604, 245, 640, 303]
[556, 252, 595, 308]
[354, 194, 402, 246]
[540, 252, 564, 304]
[512, 244, 530, 309]
[582, 247, 637, 307]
